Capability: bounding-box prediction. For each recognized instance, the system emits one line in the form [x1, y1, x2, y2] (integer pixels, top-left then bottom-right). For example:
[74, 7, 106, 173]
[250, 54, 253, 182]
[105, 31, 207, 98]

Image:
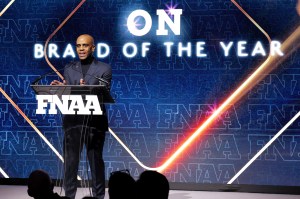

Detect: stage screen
[1, 0, 300, 188]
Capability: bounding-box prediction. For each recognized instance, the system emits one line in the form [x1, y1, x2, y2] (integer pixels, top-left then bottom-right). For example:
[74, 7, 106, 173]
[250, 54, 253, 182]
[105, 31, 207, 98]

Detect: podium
[31, 85, 115, 104]
[30, 85, 113, 197]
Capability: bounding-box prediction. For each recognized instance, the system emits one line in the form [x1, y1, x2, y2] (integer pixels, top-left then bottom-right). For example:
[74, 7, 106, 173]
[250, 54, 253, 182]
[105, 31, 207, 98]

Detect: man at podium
[51, 34, 112, 199]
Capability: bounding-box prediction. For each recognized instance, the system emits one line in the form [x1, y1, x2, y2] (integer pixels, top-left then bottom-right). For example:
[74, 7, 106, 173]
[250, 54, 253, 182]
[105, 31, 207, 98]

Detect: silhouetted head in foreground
[136, 170, 169, 199]
[27, 169, 70, 199]
[108, 169, 136, 199]
[28, 170, 54, 198]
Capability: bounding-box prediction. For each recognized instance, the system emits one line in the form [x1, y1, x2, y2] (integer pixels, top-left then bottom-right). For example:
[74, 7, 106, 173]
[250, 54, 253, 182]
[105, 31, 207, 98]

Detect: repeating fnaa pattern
[0, 0, 300, 186]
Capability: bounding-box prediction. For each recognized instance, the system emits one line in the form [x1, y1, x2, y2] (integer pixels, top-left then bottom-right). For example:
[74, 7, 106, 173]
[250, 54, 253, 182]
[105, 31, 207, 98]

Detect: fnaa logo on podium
[36, 95, 103, 115]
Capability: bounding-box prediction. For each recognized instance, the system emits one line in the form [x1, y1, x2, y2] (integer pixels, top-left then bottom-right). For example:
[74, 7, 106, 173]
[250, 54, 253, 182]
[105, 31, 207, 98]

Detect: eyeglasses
[110, 169, 130, 176]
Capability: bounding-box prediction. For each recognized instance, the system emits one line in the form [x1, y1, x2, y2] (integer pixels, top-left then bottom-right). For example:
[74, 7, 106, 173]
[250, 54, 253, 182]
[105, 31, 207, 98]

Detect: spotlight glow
[165, 1, 178, 17]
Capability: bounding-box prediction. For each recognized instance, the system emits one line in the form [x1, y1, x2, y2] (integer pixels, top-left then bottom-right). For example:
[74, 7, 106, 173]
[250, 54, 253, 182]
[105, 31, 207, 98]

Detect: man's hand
[80, 78, 85, 85]
[50, 80, 66, 85]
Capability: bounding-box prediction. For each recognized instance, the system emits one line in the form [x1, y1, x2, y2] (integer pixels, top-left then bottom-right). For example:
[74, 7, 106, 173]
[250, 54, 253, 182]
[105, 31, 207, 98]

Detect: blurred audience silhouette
[136, 170, 169, 199]
[108, 169, 169, 199]
[28, 169, 169, 199]
[108, 169, 136, 199]
[27, 169, 70, 199]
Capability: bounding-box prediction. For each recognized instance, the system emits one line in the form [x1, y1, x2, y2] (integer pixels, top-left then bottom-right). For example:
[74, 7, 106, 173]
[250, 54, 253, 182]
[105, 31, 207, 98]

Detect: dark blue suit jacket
[62, 59, 112, 132]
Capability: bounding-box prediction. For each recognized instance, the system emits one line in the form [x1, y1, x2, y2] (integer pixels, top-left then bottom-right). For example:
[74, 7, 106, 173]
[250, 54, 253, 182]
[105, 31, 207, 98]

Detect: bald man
[51, 34, 112, 199]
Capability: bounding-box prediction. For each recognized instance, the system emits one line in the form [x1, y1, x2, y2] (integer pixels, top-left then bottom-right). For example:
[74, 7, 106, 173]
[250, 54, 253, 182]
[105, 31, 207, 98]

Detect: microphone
[70, 65, 110, 86]
[31, 62, 76, 85]
[89, 75, 109, 86]
[32, 70, 61, 85]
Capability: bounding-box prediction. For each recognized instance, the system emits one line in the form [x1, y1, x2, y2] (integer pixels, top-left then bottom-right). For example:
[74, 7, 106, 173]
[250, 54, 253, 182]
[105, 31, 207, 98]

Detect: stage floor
[0, 185, 299, 199]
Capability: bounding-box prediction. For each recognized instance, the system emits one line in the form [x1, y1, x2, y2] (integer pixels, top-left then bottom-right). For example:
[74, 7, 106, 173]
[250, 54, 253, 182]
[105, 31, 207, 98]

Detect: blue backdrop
[0, 0, 300, 186]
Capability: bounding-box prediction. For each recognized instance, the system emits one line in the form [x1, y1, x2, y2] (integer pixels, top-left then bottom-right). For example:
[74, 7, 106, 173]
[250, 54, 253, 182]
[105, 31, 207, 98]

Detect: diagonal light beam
[128, 0, 273, 172]
[155, 0, 300, 173]
[44, 0, 87, 80]
[0, 87, 64, 162]
[225, 1, 300, 184]
[0, 167, 9, 178]
[228, 110, 300, 184]
[2, 0, 297, 180]
[0, 87, 82, 180]
[108, 128, 157, 170]
[108, 1, 300, 173]
[0, 0, 15, 17]
[0, 0, 88, 181]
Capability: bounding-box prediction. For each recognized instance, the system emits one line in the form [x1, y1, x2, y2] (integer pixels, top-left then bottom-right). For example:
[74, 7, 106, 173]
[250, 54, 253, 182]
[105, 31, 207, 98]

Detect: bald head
[77, 34, 94, 45]
[76, 34, 96, 60]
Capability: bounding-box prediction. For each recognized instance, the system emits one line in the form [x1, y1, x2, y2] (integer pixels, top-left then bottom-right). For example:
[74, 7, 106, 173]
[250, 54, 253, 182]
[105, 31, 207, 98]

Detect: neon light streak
[225, 0, 300, 183]
[157, 0, 299, 173]
[44, 0, 87, 80]
[107, 0, 300, 174]
[42, 0, 100, 180]
[0, 0, 15, 17]
[1, 0, 297, 180]
[40, 0, 273, 173]
[0, 87, 82, 180]
[0, 88, 64, 162]
[228, 110, 300, 184]
[154, 0, 272, 173]
[0, 1, 88, 180]
[0, 167, 9, 178]
[108, 128, 157, 170]
[107, 28, 300, 174]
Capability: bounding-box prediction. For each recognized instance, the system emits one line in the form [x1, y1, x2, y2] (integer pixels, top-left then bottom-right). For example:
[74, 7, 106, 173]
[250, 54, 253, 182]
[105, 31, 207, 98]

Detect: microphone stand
[32, 62, 76, 85]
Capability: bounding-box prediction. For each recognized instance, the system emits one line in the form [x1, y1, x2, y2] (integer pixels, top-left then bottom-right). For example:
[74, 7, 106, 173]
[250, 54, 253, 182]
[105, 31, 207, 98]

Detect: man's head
[27, 170, 54, 199]
[76, 34, 95, 60]
[108, 170, 136, 199]
[136, 170, 169, 199]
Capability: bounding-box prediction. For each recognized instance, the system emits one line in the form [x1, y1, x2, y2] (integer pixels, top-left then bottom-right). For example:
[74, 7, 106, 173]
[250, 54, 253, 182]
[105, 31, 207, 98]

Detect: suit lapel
[71, 62, 83, 85]
[84, 59, 97, 84]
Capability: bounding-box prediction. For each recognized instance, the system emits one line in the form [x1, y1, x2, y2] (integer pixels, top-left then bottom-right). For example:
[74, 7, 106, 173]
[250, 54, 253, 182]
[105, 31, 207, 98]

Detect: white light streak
[228, 111, 300, 184]
[0, 167, 9, 178]
[0, 0, 15, 17]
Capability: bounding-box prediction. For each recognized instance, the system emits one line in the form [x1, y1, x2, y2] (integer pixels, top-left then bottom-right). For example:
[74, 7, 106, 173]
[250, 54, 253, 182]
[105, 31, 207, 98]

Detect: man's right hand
[50, 80, 66, 85]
